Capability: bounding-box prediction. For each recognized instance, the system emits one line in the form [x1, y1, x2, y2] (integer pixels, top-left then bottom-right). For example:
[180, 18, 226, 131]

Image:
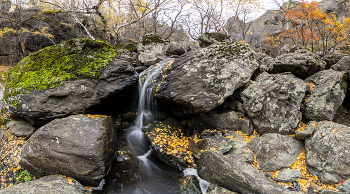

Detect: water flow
[128, 58, 174, 156]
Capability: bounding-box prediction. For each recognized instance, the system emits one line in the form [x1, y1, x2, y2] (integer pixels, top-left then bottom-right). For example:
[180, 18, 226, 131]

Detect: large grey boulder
[197, 151, 288, 194]
[270, 49, 326, 78]
[4, 39, 138, 125]
[303, 69, 347, 121]
[323, 50, 344, 69]
[306, 121, 350, 184]
[152, 41, 259, 117]
[18, 115, 117, 186]
[241, 72, 306, 134]
[250, 133, 303, 172]
[138, 43, 167, 66]
[0, 175, 91, 194]
[166, 42, 185, 56]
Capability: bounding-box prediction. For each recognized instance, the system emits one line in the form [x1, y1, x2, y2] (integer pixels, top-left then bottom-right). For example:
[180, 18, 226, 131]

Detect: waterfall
[127, 58, 174, 156]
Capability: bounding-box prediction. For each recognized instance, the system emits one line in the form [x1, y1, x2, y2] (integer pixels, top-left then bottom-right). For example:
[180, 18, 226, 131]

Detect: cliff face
[226, 0, 350, 50]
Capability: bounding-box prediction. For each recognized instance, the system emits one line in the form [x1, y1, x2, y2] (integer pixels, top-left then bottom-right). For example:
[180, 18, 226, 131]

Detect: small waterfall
[127, 58, 174, 157]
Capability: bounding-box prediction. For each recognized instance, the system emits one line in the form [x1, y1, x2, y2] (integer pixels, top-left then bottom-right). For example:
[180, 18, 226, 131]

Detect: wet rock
[197, 151, 288, 194]
[190, 111, 254, 135]
[305, 121, 350, 184]
[275, 169, 301, 182]
[135, 66, 147, 73]
[336, 179, 350, 192]
[5, 120, 35, 137]
[179, 175, 201, 194]
[142, 118, 195, 170]
[166, 42, 186, 56]
[269, 48, 326, 79]
[19, 115, 117, 186]
[241, 72, 306, 135]
[5, 39, 138, 125]
[303, 69, 347, 121]
[153, 41, 259, 117]
[0, 175, 91, 194]
[250, 133, 303, 172]
[295, 121, 317, 140]
[206, 184, 238, 194]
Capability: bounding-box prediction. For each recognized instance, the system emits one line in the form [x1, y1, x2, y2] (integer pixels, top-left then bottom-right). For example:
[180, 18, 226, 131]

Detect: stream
[94, 58, 202, 194]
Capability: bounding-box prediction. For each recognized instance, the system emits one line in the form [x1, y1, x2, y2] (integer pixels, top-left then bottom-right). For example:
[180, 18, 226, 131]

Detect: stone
[295, 121, 317, 140]
[142, 118, 195, 170]
[250, 133, 303, 172]
[166, 42, 186, 56]
[179, 175, 201, 194]
[206, 184, 238, 194]
[323, 50, 344, 69]
[306, 121, 350, 184]
[275, 169, 302, 182]
[18, 115, 117, 186]
[152, 41, 259, 117]
[331, 56, 350, 96]
[4, 39, 138, 125]
[197, 151, 288, 194]
[198, 32, 231, 47]
[5, 120, 35, 137]
[303, 69, 347, 121]
[0, 175, 91, 194]
[190, 111, 255, 135]
[241, 72, 306, 135]
[269, 48, 326, 79]
[319, 190, 345, 194]
[138, 43, 167, 66]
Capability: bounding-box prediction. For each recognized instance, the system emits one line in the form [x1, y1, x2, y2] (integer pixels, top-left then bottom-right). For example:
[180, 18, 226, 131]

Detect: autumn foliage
[265, 0, 350, 54]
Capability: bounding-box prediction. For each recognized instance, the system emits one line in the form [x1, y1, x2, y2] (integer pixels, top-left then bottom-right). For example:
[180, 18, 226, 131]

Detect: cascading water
[98, 58, 209, 194]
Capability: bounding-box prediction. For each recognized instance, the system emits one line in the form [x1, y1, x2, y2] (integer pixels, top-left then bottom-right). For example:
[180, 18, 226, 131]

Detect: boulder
[295, 121, 317, 140]
[305, 121, 350, 184]
[0, 175, 91, 194]
[166, 42, 186, 56]
[179, 175, 202, 194]
[5, 120, 35, 137]
[303, 69, 347, 121]
[197, 151, 288, 194]
[323, 50, 344, 69]
[190, 111, 255, 135]
[250, 133, 303, 172]
[4, 38, 138, 125]
[138, 33, 169, 66]
[270, 48, 326, 79]
[275, 169, 302, 182]
[198, 32, 231, 47]
[142, 118, 195, 170]
[331, 56, 350, 96]
[18, 115, 117, 186]
[241, 72, 306, 135]
[152, 41, 259, 117]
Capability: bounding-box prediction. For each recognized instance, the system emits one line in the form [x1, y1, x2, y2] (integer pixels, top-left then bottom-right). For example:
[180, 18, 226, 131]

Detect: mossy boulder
[141, 32, 168, 46]
[5, 38, 138, 125]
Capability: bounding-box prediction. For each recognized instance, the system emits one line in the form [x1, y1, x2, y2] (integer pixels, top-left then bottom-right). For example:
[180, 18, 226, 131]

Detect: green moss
[115, 42, 137, 52]
[41, 10, 61, 15]
[142, 34, 167, 45]
[17, 170, 36, 183]
[204, 32, 230, 42]
[4, 38, 117, 105]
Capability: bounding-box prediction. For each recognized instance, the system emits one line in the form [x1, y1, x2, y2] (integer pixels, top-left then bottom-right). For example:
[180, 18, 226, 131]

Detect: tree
[265, 0, 350, 54]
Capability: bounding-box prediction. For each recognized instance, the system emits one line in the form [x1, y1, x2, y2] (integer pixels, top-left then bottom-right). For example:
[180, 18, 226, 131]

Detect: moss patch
[115, 42, 137, 52]
[4, 38, 117, 106]
[142, 33, 168, 45]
